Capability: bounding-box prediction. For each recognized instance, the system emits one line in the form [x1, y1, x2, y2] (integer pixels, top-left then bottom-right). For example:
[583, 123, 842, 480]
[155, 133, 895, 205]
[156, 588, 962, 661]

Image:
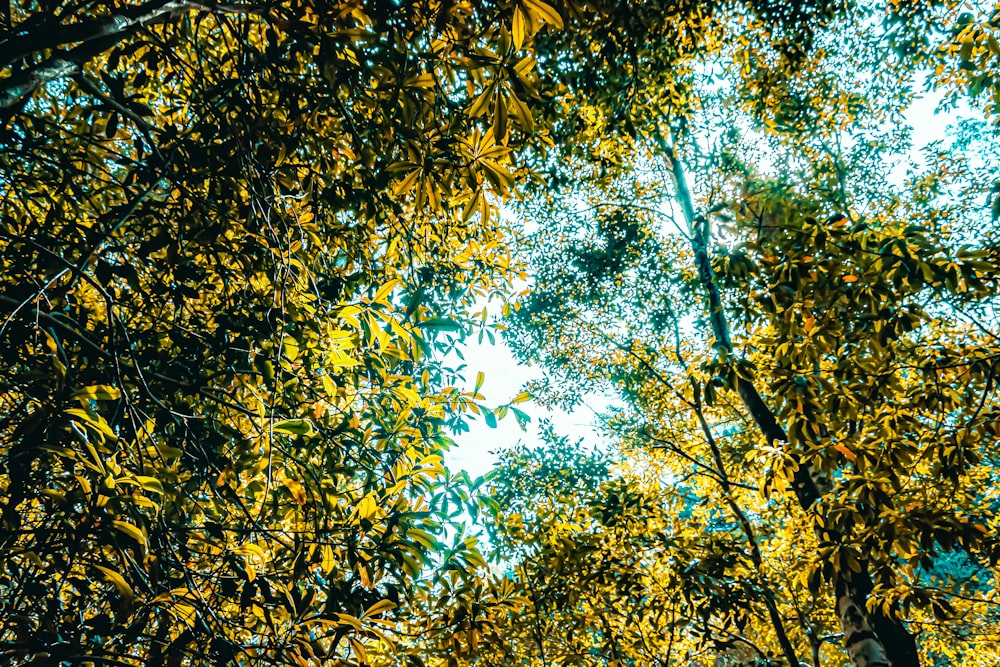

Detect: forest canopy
[1, 1, 999, 667]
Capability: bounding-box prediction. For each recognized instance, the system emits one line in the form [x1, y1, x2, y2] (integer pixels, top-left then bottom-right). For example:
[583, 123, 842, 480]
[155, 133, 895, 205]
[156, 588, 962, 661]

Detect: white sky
[444, 337, 608, 478]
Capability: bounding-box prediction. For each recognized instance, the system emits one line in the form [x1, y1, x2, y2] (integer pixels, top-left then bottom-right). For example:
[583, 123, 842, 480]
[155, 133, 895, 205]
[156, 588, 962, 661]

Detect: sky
[443, 336, 609, 478]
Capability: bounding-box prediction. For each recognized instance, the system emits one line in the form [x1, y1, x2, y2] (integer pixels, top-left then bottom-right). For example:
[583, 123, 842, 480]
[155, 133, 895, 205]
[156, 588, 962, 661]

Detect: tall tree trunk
[654, 131, 920, 667]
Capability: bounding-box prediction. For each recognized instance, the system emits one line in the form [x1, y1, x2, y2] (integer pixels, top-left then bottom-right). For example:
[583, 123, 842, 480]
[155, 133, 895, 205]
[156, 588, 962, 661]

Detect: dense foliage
[2, 1, 1000, 667]
[493, 1, 1000, 667]
[0, 1, 532, 664]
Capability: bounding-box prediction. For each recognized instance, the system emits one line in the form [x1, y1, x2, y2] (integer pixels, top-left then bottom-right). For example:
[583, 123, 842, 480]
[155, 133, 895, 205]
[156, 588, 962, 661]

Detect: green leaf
[417, 318, 462, 332]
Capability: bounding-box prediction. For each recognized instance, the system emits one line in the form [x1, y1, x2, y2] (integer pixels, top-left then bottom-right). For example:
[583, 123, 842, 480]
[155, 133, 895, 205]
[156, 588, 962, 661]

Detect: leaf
[112, 520, 146, 546]
[404, 73, 436, 88]
[105, 113, 119, 139]
[406, 527, 440, 550]
[959, 39, 974, 63]
[511, 406, 531, 430]
[94, 564, 134, 601]
[71, 385, 121, 402]
[135, 475, 164, 494]
[417, 318, 462, 332]
[523, 0, 563, 28]
[483, 409, 498, 429]
[321, 544, 336, 574]
[321, 373, 338, 398]
[464, 548, 488, 570]
[508, 93, 534, 132]
[512, 7, 528, 50]
[282, 337, 300, 362]
[832, 443, 856, 462]
[168, 602, 198, 627]
[272, 419, 315, 436]
[493, 93, 508, 141]
[65, 408, 117, 442]
[348, 636, 368, 664]
[233, 543, 266, 582]
[335, 613, 363, 631]
[362, 599, 397, 618]
[468, 87, 493, 118]
[374, 279, 400, 304]
[284, 478, 308, 505]
[356, 493, 378, 521]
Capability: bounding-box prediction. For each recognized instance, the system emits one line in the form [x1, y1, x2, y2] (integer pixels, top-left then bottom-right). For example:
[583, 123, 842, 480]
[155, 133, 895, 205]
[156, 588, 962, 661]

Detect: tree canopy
[2, 1, 1000, 667]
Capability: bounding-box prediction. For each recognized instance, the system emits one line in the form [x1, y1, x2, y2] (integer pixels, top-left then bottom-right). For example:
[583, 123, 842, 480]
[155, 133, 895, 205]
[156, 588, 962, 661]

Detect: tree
[0, 1, 547, 664]
[495, 1, 1000, 666]
[5, 1, 1000, 666]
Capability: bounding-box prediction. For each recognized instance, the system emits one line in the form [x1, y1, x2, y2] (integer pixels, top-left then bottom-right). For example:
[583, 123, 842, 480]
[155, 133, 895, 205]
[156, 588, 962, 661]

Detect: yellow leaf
[406, 527, 439, 550]
[335, 613, 363, 631]
[404, 72, 435, 88]
[134, 475, 164, 494]
[480, 159, 515, 189]
[71, 385, 121, 401]
[512, 6, 527, 50]
[94, 564, 134, 601]
[524, 0, 563, 28]
[508, 93, 534, 132]
[321, 544, 336, 574]
[234, 543, 267, 582]
[272, 418, 314, 436]
[362, 599, 397, 618]
[373, 279, 400, 304]
[284, 478, 307, 506]
[112, 520, 146, 545]
[468, 86, 493, 118]
[512, 391, 531, 404]
[356, 493, 378, 521]
[461, 191, 483, 222]
[348, 637, 368, 664]
[169, 602, 198, 627]
[513, 56, 535, 77]
[321, 373, 337, 398]
[464, 548, 488, 570]
[329, 348, 360, 369]
[282, 337, 299, 362]
[65, 408, 117, 441]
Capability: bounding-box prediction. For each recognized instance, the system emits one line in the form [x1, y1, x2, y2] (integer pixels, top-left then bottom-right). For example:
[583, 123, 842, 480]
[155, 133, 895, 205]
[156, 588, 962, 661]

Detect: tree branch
[0, 1, 270, 110]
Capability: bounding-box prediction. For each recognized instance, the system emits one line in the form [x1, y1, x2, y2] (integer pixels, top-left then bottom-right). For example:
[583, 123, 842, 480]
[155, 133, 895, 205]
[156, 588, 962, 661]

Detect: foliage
[491, 1, 1000, 667]
[0, 0, 544, 664]
[4, 1, 1000, 667]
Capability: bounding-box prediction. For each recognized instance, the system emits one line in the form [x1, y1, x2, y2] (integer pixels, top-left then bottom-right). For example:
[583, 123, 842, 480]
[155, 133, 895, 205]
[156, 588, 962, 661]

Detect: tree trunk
[655, 131, 920, 667]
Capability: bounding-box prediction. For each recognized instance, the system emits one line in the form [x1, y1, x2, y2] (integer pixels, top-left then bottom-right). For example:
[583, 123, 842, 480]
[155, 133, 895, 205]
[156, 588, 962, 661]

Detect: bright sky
[443, 337, 608, 478]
